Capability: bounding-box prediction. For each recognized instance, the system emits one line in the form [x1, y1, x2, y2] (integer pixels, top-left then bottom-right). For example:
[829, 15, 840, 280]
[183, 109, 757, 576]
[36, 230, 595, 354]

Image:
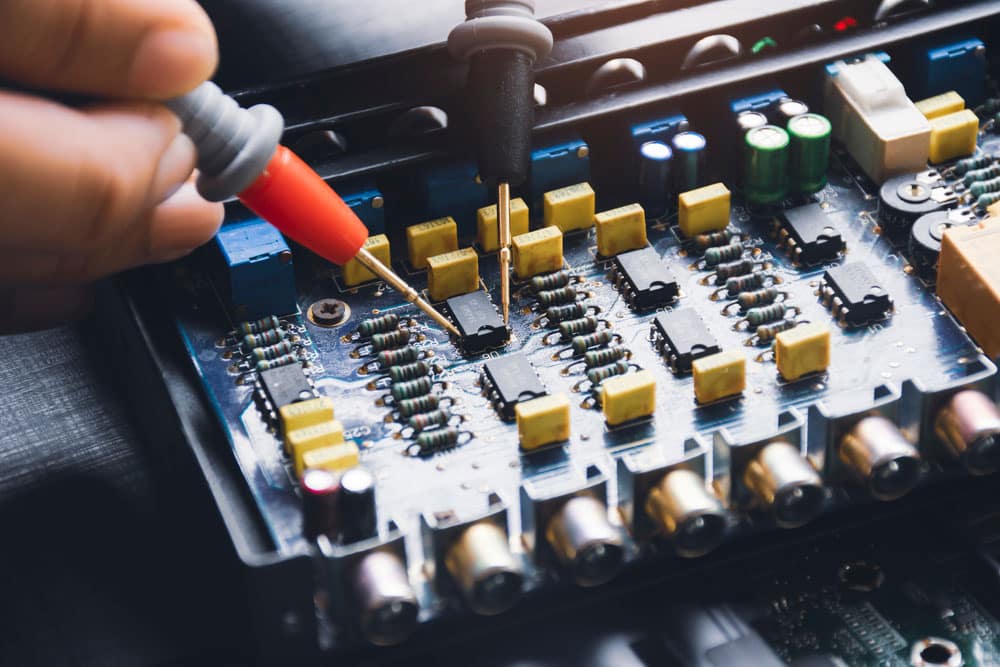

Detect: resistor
[754, 319, 797, 342]
[586, 360, 629, 385]
[408, 408, 451, 432]
[738, 287, 781, 310]
[377, 346, 418, 369]
[390, 376, 433, 401]
[397, 394, 440, 418]
[243, 328, 285, 349]
[572, 330, 614, 355]
[584, 346, 628, 368]
[953, 154, 994, 176]
[714, 259, 755, 281]
[559, 316, 598, 340]
[239, 315, 280, 335]
[357, 313, 400, 338]
[536, 285, 578, 307]
[251, 340, 295, 362]
[694, 229, 733, 249]
[545, 302, 586, 324]
[962, 163, 1000, 186]
[744, 303, 790, 327]
[371, 329, 411, 352]
[704, 242, 744, 267]
[970, 176, 1000, 199]
[531, 270, 572, 292]
[409, 427, 460, 456]
[388, 360, 430, 383]
[256, 354, 300, 371]
[976, 192, 1000, 211]
[719, 272, 766, 297]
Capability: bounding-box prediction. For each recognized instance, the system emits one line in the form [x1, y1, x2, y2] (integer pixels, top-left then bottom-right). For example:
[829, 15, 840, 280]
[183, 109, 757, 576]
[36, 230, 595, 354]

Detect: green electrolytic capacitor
[744, 125, 790, 205]
[787, 113, 832, 194]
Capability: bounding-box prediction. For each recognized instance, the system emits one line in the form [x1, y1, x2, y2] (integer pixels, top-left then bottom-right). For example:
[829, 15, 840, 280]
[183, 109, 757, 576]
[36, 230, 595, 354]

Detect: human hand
[0, 0, 225, 333]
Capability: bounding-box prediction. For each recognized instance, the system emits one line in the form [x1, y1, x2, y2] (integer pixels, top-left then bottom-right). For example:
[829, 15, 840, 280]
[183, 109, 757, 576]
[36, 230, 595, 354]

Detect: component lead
[498, 182, 513, 324]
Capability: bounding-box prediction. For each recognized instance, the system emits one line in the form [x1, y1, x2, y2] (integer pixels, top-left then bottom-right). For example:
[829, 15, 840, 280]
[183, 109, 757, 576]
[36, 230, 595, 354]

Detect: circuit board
[164, 53, 1000, 656]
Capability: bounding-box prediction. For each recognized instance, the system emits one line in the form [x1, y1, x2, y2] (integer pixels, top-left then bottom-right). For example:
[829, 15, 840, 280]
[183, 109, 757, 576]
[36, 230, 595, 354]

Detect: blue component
[910, 37, 986, 105]
[824, 52, 890, 77]
[729, 89, 787, 115]
[418, 161, 489, 236]
[340, 183, 385, 236]
[528, 137, 591, 215]
[215, 219, 298, 320]
[630, 113, 689, 152]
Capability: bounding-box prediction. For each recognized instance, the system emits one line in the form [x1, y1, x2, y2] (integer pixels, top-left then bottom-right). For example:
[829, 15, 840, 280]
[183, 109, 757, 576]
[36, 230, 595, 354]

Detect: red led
[833, 16, 858, 32]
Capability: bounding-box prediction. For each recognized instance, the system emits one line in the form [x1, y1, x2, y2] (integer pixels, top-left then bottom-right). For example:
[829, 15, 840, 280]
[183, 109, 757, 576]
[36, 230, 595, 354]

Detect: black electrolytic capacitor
[301, 468, 341, 540]
[339, 467, 378, 543]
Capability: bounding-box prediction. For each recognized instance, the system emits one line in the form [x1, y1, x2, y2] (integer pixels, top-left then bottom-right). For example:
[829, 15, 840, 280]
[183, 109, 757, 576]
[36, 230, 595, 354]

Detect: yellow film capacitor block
[515, 393, 571, 451]
[937, 220, 1000, 359]
[543, 182, 595, 233]
[915, 91, 965, 119]
[301, 442, 360, 475]
[279, 396, 336, 449]
[426, 248, 480, 301]
[288, 420, 345, 476]
[928, 109, 979, 164]
[594, 203, 648, 257]
[342, 234, 390, 287]
[677, 183, 731, 238]
[692, 350, 746, 404]
[407, 216, 458, 269]
[477, 197, 530, 252]
[601, 370, 656, 426]
[512, 226, 563, 278]
[774, 322, 831, 381]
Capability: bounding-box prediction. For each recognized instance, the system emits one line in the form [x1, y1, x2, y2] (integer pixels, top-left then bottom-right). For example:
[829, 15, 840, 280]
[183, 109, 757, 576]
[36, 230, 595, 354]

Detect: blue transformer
[215, 219, 298, 320]
[528, 137, 591, 215]
[417, 161, 489, 236]
[340, 183, 386, 236]
[630, 112, 689, 152]
[907, 37, 986, 106]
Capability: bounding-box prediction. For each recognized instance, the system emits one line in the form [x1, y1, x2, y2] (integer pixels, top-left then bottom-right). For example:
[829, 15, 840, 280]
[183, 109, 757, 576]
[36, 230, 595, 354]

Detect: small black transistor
[482, 353, 546, 420]
[778, 203, 845, 265]
[259, 363, 314, 409]
[822, 262, 892, 325]
[446, 290, 509, 352]
[653, 308, 720, 373]
[613, 246, 679, 309]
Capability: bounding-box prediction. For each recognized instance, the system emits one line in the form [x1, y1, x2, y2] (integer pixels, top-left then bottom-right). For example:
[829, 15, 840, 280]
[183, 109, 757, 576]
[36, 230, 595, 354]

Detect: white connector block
[824, 55, 930, 184]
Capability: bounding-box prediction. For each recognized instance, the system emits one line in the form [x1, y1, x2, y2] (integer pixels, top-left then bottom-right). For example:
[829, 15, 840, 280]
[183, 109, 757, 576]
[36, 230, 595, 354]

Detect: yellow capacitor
[601, 370, 656, 426]
[287, 420, 345, 475]
[543, 182, 595, 233]
[774, 322, 831, 381]
[515, 394, 571, 451]
[594, 203, 648, 257]
[279, 396, 336, 451]
[477, 197, 530, 252]
[692, 350, 745, 404]
[407, 216, 458, 269]
[928, 109, 979, 164]
[342, 234, 390, 287]
[937, 220, 1000, 359]
[915, 91, 965, 119]
[301, 442, 361, 475]
[512, 226, 563, 278]
[677, 183, 731, 238]
[426, 247, 480, 301]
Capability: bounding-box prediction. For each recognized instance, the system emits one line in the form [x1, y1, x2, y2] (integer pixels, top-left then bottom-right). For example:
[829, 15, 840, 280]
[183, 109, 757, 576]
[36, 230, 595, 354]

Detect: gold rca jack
[545, 495, 624, 587]
[352, 550, 420, 646]
[839, 415, 922, 501]
[934, 389, 1000, 475]
[742, 441, 825, 528]
[644, 468, 728, 557]
[444, 521, 523, 615]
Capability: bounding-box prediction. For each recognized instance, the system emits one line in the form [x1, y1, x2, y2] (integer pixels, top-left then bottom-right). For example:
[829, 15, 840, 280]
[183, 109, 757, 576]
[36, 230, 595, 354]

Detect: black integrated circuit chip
[778, 204, 845, 265]
[613, 246, 679, 309]
[653, 308, 720, 373]
[482, 353, 547, 420]
[259, 363, 314, 409]
[446, 290, 509, 352]
[822, 262, 892, 325]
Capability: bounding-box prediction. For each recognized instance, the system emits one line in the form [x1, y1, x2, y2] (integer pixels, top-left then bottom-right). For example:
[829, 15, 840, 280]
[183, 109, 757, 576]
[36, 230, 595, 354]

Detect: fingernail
[153, 133, 196, 203]
[130, 28, 218, 97]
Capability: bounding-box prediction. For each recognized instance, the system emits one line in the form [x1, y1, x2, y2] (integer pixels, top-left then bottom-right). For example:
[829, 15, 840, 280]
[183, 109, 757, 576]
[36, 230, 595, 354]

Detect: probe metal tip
[498, 182, 512, 325]
[354, 247, 460, 338]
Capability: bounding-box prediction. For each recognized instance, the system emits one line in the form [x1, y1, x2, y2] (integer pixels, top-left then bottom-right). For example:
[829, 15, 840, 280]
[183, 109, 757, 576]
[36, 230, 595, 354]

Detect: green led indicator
[751, 37, 778, 54]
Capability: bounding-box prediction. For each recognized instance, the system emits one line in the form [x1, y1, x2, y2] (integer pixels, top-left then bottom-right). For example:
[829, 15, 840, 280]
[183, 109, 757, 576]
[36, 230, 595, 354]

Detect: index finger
[0, 0, 218, 99]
